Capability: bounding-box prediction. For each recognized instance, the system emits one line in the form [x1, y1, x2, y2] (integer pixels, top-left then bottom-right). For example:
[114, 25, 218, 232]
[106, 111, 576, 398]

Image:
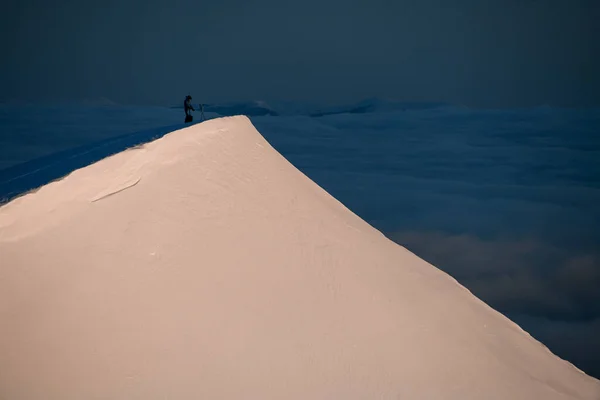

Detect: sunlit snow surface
[1, 100, 599, 378]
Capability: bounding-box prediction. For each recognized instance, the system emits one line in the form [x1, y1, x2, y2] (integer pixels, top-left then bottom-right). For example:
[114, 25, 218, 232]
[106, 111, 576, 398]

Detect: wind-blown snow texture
[1, 100, 599, 379]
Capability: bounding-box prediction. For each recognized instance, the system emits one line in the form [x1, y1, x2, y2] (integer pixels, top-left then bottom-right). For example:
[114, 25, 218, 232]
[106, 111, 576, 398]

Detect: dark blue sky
[1, 0, 599, 107]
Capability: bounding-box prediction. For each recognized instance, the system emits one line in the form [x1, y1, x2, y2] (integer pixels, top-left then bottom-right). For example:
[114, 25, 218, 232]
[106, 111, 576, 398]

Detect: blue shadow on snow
[0, 122, 202, 204]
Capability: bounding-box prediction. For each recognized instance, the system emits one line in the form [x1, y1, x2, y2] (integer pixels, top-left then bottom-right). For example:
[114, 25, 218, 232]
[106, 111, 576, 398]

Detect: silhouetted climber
[184, 95, 195, 123]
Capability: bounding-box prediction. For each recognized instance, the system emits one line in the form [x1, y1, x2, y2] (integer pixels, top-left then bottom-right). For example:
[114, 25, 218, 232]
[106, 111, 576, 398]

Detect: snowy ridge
[0, 116, 598, 399]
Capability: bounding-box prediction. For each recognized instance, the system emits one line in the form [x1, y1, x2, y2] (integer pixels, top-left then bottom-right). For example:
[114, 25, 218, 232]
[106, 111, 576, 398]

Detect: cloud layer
[252, 105, 600, 377]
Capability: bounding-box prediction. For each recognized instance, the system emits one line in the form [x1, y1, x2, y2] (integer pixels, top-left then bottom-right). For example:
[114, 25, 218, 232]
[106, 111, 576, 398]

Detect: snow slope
[0, 116, 598, 399]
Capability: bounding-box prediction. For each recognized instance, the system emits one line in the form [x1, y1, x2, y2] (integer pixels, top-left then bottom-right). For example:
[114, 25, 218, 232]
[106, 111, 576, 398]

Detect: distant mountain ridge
[170, 98, 452, 117]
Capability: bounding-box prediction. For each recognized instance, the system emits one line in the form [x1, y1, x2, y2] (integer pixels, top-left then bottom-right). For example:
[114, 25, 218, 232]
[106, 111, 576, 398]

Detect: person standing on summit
[184, 95, 195, 123]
